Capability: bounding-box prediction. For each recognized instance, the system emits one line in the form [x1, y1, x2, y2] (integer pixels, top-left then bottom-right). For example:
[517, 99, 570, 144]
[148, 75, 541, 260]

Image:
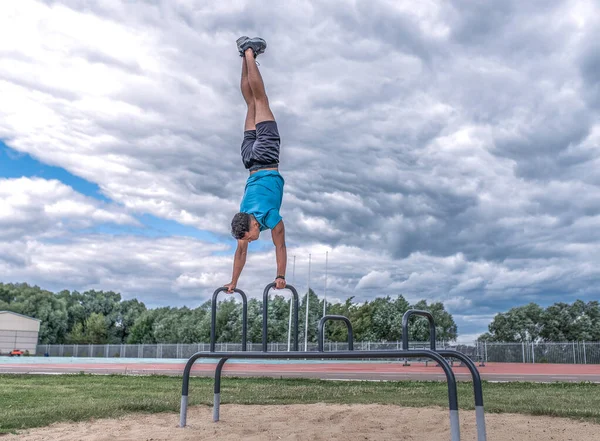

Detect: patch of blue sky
[0, 141, 229, 244]
[75, 214, 225, 244]
[0, 141, 110, 202]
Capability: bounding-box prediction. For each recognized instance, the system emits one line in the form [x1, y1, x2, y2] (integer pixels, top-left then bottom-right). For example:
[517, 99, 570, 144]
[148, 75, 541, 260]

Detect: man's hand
[274, 277, 286, 289]
[224, 282, 237, 293]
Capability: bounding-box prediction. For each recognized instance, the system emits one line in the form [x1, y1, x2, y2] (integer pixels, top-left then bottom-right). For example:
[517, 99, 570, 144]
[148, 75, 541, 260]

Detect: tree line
[478, 300, 600, 342]
[0, 282, 458, 344]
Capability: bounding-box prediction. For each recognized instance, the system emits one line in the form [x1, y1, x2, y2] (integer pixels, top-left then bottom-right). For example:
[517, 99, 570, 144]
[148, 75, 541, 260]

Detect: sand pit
[4, 404, 598, 441]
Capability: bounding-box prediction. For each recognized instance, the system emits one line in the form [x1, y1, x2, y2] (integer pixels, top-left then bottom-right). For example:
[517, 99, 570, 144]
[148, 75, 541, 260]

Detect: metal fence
[34, 341, 470, 360]
[32, 340, 600, 364]
[477, 341, 600, 364]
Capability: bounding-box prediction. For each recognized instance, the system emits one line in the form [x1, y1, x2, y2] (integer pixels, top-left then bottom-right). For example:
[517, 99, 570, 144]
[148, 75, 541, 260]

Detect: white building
[0, 311, 41, 355]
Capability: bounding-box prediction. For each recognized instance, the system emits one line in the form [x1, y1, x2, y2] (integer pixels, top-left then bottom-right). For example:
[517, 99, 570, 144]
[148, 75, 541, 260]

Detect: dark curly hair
[231, 212, 251, 239]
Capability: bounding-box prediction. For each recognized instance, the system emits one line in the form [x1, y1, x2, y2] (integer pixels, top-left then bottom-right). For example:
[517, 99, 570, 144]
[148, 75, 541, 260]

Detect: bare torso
[250, 167, 278, 175]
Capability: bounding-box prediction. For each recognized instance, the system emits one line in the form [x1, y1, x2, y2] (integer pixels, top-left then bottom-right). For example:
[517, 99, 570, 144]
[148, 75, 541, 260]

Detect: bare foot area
[5, 404, 598, 441]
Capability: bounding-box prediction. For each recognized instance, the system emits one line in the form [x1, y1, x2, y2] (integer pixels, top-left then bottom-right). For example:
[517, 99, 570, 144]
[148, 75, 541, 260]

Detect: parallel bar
[210, 288, 247, 352]
[213, 393, 221, 422]
[438, 350, 486, 441]
[318, 315, 354, 352]
[179, 395, 188, 427]
[401, 310, 436, 351]
[475, 406, 486, 441]
[179, 350, 460, 441]
[262, 283, 300, 352]
[403, 310, 486, 441]
[450, 410, 460, 441]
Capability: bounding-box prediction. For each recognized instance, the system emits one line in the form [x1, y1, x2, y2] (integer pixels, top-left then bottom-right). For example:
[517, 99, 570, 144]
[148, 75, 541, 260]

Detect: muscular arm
[226, 240, 248, 292]
[271, 220, 287, 288]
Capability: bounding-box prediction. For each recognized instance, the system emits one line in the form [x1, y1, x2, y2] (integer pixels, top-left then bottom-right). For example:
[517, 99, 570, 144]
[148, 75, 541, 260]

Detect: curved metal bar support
[210, 287, 248, 352]
[179, 350, 460, 441]
[213, 358, 229, 422]
[318, 315, 354, 352]
[402, 309, 436, 351]
[262, 283, 300, 352]
[439, 350, 486, 441]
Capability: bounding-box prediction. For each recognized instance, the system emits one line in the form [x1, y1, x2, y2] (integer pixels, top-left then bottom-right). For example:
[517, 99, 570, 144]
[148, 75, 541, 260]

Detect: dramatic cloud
[0, 0, 599, 339]
[0, 177, 137, 239]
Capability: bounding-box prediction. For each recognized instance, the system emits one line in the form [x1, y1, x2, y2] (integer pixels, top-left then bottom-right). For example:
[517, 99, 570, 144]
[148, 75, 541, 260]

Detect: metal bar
[401, 309, 485, 439]
[262, 283, 300, 352]
[213, 358, 229, 422]
[210, 287, 248, 352]
[318, 315, 354, 352]
[401, 310, 436, 351]
[179, 350, 461, 441]
[287, 255, 295, 351]
[305, 254, 311, 351]
[438, 350, 486, 441]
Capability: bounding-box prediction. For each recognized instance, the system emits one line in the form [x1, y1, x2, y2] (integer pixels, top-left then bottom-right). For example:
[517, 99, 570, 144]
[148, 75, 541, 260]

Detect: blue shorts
[241, 120, 280, 171]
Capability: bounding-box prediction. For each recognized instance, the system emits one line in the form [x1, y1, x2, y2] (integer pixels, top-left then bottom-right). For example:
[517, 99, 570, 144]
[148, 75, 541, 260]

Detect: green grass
[0, 374, 599, 434]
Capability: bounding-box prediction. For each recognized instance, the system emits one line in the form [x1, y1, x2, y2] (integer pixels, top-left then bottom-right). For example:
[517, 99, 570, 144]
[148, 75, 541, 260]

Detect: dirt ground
[5, 404, 597, 441]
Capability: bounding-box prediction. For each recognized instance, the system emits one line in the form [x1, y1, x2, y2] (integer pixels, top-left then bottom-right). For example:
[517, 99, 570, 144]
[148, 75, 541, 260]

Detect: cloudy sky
[1, 0, 599, 342]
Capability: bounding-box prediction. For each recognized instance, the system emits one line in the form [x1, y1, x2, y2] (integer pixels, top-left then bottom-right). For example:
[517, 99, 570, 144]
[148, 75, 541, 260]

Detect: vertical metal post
[573, 341, 576, 364]
[323, 251, 328, 318]
[305, 254, 311, 351]
[484, 341, 488, 363]
[318, 315, 353, 352]
[583, 341, 587, 364]
[287, 255, 296, 352]
[211, 287, 248, 352]
[522, 342, 525, 363]
[439, 350, 487, 441]
[263, 283, 299, 352]
[213, 358, 228, 422]
[532, 342, 535, 363]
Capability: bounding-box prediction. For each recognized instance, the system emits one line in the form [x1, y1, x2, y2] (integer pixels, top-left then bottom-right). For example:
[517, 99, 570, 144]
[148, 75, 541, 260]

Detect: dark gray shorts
[241, 120, 280, 171]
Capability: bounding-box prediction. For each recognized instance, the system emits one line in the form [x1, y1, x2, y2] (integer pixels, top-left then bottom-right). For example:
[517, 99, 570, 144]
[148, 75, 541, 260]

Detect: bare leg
[244, 48, 275, 124]
[241, 57, 256, 131]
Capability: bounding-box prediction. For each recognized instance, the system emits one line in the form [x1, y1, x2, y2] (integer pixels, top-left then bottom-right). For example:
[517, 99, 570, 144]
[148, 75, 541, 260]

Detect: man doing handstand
[224, 36, 287, 293]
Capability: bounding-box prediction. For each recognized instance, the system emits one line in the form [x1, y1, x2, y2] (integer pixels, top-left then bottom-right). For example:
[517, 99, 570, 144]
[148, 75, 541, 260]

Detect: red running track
[1, 361, 599, 382]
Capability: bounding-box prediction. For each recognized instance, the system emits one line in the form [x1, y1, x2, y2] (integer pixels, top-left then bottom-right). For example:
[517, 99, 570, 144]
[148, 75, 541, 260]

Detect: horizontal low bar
[180, 349, 461, 441]
[181, 349, 459, 408]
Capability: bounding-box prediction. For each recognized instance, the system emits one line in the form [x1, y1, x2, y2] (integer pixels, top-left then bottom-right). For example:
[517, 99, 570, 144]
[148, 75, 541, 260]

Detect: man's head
[231, 212, 260, 242]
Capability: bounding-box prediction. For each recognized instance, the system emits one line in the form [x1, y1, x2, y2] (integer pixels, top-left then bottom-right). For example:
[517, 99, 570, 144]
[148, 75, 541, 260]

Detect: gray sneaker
[239, 37, 267, 58]
[236, 36, 250, 57]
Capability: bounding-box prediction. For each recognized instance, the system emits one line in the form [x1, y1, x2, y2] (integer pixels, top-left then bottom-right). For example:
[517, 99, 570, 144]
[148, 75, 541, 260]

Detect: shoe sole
[246, 38, 267, 56]
[236, 36, 249, 48]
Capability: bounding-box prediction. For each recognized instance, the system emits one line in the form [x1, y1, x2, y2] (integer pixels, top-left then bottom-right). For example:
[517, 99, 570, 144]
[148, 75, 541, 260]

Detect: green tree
[66, 322, 86, 344]
[114, 299, 147, 343]
[409, 300, 457, 342]
[370, 295, 411, 341]
[482, 303, 544, 342]
[127, 310, 157, 344]
[84, 313, 109, 344]
[540, 301, 599, 342]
